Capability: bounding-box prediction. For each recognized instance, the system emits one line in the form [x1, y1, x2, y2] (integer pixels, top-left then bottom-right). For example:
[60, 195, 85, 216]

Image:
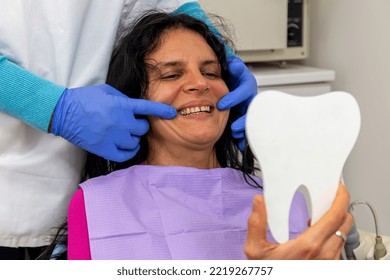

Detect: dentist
[0, 1, 256, 259]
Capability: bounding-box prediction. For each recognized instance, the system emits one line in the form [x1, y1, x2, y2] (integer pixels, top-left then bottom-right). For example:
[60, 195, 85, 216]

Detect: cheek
[216, 83, 229, 99]
[220, 110, 230, 131]
[146, 116, 170, 141]
[212, 82, 230, 128]
[146, 82, 178, 105]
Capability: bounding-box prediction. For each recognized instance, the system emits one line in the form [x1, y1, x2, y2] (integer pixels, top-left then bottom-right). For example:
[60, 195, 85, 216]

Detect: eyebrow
[154, 59, 220, 69]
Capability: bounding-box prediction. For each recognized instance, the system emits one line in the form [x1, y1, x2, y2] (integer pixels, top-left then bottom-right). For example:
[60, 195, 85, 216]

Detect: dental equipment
[344, 220, 360, 260]
[349, 200, 387, 260]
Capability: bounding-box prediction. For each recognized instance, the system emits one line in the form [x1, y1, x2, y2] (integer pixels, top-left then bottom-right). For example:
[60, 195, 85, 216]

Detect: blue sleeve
[0, 55, 65, 132]
[173, 1, 235, 57]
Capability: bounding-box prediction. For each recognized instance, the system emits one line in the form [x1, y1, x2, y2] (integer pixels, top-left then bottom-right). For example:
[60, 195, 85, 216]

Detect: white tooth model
[246, 90, 361, 243]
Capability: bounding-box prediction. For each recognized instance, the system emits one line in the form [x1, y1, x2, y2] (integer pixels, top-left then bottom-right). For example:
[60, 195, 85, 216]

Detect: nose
[183, 70, 209, 94]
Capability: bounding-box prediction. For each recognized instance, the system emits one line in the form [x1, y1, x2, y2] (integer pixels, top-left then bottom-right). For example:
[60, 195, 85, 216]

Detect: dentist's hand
[245, 182, 353, 260]
[218, 56, 257, 151]
[50, 84, 176, 162]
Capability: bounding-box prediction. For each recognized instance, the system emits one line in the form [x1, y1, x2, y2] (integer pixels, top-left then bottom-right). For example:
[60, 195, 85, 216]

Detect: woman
[67, 12, 352, 260]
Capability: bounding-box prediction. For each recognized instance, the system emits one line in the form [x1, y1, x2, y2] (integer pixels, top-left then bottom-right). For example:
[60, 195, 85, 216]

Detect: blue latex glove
[218, 56, 257, 151]
[51, 84, 176, 162]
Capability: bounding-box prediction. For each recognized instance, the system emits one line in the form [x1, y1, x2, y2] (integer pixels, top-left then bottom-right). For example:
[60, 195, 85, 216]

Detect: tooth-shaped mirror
[246, 90, 361, 243]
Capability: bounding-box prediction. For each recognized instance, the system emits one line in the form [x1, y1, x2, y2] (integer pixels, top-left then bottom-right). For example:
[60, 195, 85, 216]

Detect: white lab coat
[0, 0, 194, 247]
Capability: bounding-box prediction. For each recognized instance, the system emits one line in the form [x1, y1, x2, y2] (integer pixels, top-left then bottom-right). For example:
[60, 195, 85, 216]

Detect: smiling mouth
[177, 105, 212, 116]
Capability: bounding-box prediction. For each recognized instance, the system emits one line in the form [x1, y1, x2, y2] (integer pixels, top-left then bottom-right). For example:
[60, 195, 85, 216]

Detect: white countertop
[247, 63, 336, 86]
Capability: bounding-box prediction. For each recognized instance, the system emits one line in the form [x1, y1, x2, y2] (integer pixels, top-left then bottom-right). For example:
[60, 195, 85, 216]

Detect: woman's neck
[145, 141, 220, 169]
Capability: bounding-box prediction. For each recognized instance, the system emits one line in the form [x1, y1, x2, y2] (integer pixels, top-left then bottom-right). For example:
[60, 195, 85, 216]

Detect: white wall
[304, 1, 390, 235]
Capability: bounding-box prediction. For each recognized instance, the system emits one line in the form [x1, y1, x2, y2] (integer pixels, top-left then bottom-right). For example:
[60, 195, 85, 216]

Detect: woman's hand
[244, 182, 353, 259]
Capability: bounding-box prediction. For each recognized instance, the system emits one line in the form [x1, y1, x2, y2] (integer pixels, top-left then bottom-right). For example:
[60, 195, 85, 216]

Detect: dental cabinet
[198, 0, 309, 62]
[250, 63, 335, 95]
[198, 0, 334, 94]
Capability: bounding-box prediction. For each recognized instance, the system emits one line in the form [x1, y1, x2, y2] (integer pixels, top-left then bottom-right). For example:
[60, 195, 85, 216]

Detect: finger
[227, 56, 246, 87]
[247, 195, 268, 241]
[102, 85, 176, 120]
[130, 99, 177, 119]
[285, 183, 350, 260]
[217, 86, 254, 111]
[115, 134, 140, 151]
[98, 84, 176, 120]
[217, 58, 257, 110]
[245, 195, 270, 259]
[129, 118, 150, 136]
[112, 146, 141, 163]
[316, 212, 354, 260]
[231, 115, 246, 134]
[232, 131, 245, 140]
[238, 139, 246, 152]
[334, 212, 354, 247]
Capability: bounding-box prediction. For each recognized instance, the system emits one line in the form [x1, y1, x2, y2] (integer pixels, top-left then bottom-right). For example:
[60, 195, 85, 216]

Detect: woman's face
[145, 28, 229, 151]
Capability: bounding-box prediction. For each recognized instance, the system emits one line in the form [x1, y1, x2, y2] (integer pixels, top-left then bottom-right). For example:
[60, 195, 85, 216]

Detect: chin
[189, 133, 220, 146]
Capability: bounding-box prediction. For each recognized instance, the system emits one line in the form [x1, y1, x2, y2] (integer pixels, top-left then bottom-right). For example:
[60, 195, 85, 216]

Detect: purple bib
[80, 165, 309, 260]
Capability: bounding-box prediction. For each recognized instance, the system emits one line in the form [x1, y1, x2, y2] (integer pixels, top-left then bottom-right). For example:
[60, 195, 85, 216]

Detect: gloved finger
[231, 115, 246, 134]
[218, 88, 257, 112]
[130, 99, 177, 119]
[232, 131, 245, 139]
[217, 56, 257, 110]
[238, 139, 246, 152]
[129, 118, 150, 136]
[114, 134, 140, 151]
[228, 56, 246, 77]
[104, 86, 177, 121]
[112, 146, 141, 163]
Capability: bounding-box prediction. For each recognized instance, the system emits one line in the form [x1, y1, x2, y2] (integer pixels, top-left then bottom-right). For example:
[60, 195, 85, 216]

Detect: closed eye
[203, 71, 221, 79]
[160, 72, 183, 80]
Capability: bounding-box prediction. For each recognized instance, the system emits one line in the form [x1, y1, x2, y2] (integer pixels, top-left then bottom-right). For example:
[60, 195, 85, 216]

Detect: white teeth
[246, 90, 361, 243]
[178, 105, 211, 116]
